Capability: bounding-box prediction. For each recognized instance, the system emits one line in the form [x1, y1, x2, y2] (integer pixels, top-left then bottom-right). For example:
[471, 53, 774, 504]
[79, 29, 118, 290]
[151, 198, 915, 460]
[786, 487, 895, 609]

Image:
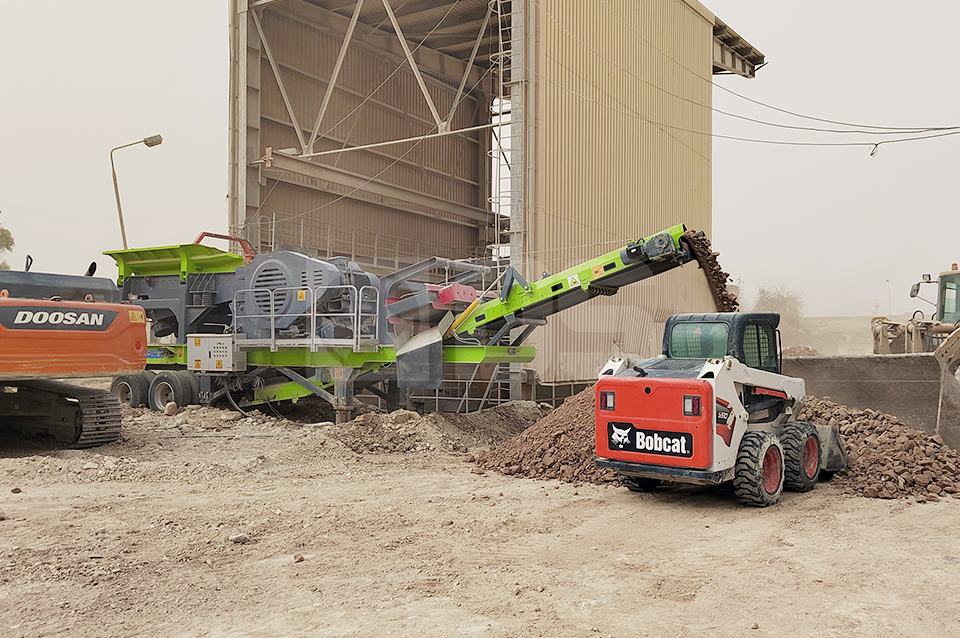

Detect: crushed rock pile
[473, 387, 960, 503]
[330, 401, 549, 454]
[798, 397, 960, 502]
[473, 387, 617, 485]
[683, 230, 739, 312]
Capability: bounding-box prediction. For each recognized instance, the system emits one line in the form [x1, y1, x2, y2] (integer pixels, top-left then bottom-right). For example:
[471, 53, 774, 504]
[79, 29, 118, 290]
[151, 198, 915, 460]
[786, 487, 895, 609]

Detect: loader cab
[663, 312, 781, 374]
[938, 270, 960, 325]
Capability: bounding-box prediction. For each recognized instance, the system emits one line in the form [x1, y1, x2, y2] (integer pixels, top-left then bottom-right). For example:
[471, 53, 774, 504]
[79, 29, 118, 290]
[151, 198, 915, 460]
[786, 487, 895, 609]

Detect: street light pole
[886, 279, 891, 316]
[111, 135, 163, 249]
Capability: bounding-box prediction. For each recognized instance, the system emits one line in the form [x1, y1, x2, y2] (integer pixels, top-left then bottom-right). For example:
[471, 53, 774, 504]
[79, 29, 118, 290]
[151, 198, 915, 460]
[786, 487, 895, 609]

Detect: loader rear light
[599, 391, 615, 411]
[682, 395, 702, 417]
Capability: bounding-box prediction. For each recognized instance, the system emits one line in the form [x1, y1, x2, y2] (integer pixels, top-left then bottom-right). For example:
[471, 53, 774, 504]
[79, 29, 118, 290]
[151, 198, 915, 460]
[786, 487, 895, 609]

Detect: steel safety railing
[232, 285, 380, 353]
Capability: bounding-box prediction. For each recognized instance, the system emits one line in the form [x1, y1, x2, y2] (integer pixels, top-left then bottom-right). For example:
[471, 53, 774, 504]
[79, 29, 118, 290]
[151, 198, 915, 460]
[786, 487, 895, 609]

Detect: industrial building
[227, 0, 763, 405]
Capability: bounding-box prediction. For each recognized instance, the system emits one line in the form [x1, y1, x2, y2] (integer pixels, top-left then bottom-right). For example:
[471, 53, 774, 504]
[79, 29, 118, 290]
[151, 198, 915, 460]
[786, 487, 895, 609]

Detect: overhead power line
[588, 0, 960, 134]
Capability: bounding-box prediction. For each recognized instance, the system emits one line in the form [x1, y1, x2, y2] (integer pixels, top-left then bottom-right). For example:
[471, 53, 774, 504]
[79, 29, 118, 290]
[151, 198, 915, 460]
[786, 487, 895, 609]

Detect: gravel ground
[1, 396, 959, 637]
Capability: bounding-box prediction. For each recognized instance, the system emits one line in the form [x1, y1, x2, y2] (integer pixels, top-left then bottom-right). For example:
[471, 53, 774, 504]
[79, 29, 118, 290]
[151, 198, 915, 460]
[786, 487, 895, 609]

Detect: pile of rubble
[327, 401, 548, 455]
[474, 386, 960, 503]
[798, 397, 960, 502]
[683, 230, 739, 312]
[473, 387, 617, 484]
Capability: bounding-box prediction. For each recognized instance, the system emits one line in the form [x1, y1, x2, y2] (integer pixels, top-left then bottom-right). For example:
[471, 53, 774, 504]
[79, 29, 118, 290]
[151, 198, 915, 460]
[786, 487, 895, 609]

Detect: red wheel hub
[762, 446, 781, 494]
[803, 437, 819, 478]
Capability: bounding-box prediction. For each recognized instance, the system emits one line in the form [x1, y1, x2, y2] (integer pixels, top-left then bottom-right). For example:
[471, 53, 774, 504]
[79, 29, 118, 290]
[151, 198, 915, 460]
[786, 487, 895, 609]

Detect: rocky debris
[798, 397, 960, 502]
[683, 230, 739, 312]
[328, 402, 549, 455]
[163, 402, 178, 416]
[474, 386, 960, 503]
[473, 387, 617, 485]
[783, 345, 820, 357]
[228, 533, 251, 544]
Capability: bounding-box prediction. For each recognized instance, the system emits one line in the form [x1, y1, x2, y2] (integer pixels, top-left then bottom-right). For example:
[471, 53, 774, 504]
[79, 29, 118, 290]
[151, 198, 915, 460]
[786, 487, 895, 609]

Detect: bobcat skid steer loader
[595, 313, 847, 507]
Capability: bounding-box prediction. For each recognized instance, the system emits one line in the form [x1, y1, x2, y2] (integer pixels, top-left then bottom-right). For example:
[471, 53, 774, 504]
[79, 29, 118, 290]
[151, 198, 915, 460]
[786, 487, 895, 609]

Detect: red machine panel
[595, 376, 714, 469]
[0, 298, 147, 379]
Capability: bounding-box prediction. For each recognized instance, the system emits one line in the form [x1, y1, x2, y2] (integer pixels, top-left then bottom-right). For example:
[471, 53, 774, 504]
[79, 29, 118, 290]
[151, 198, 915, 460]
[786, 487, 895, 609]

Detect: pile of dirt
[473, 386, 960, 503]
[798, 397, 960, 502]
[684, 229, 739, 312]
[472, 387, 616, 484]
[783, 345, 820, 357]
[330, 402, 550, 454]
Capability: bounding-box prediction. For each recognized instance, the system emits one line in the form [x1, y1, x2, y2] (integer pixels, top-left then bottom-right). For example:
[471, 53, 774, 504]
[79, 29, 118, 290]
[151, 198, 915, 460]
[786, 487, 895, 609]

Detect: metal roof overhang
[713, 18, 765, 78]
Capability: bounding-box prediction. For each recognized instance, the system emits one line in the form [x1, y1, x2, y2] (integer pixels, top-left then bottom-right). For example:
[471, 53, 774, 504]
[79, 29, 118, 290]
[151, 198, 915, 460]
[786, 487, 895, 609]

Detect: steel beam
[259, 148, 492, 225]
[252, 9, 308, 151]
[307, 0, 364, 153]
[380, 0, 444, 130]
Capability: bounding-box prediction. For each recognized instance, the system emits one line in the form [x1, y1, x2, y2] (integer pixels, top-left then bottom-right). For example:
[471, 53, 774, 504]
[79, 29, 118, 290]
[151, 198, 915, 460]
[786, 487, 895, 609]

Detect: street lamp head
[143, 135, 163, 147]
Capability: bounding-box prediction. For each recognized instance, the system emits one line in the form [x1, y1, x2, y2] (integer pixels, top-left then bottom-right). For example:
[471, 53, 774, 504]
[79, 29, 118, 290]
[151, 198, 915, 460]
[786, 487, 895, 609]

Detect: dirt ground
[1, 400, 959, 638]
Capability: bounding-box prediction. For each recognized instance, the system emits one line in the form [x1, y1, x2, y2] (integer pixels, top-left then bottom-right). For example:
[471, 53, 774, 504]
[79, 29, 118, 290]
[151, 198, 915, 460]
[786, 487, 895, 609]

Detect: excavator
[784, 264, 960, 449]
[0, 265, 147, 447]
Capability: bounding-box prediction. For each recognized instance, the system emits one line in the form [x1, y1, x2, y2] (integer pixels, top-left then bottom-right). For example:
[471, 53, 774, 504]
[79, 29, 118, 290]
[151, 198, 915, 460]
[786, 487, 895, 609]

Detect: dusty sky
[1, 1, 957, 317]
[707, 1, 960, 316]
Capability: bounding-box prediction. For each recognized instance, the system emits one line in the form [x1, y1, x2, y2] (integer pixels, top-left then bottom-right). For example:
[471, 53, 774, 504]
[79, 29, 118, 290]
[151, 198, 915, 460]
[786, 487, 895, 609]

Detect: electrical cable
[589, 0, 960, 133]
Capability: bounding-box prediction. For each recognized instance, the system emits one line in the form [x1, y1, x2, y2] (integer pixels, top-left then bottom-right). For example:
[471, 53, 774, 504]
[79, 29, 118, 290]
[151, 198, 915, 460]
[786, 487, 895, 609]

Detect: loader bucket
[784, 330, 960, 449]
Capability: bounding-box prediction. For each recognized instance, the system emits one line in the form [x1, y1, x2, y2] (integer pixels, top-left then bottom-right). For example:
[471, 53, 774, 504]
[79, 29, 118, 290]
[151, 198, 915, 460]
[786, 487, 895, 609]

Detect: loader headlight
[599, 391, 615, 411]
[683, 395, 702, 417]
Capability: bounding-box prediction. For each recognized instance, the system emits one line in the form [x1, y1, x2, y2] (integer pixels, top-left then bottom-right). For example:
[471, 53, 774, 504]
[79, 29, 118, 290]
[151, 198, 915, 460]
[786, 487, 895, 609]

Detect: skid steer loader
[784, 265, 960, 449]
[594, 313, 847, 507]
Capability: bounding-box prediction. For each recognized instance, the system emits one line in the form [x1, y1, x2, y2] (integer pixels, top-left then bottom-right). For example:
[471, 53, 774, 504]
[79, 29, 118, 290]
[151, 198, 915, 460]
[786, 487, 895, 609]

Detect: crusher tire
[172, 370, 199, 406]
[113, 373, 155, 408]
[148, 371, 193, 412]
[733, 431, 785, 507]
[622, 476, 662, 493]
[111, 376, 140, 408]
[131, 373, 152, 407]
[781, 422, 821, 492]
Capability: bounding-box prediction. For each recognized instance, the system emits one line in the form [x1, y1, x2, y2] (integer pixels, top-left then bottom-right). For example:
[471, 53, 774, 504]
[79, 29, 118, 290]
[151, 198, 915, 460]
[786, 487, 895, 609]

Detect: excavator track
[0, 380, 122, 448]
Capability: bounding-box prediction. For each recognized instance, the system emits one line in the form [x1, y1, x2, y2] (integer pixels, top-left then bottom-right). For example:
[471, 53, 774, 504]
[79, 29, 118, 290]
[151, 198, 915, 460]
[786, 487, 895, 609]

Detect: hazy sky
[707, 1, 960, 316]
[1, 1, 957, 318]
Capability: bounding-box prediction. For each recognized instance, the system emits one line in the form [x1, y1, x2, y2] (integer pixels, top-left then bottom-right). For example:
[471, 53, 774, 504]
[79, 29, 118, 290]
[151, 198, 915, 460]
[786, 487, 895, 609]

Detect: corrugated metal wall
[234, 1, 490, 267]
[527, 0, 715, 383]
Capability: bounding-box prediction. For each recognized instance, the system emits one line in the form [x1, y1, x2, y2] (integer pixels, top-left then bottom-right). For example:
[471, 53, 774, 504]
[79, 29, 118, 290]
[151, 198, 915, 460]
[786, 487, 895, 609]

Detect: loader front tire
[781, 422, 821, 492]
[733, 431, 784, 507]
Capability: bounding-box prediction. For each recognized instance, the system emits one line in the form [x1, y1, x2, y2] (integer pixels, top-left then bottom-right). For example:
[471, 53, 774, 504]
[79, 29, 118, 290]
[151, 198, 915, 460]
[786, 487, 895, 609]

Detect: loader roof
[663, 312, 781, 373]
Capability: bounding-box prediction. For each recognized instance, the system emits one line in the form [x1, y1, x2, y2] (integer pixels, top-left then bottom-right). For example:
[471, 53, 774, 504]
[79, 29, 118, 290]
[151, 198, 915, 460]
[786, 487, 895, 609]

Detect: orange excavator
[0, 264, 146, 447]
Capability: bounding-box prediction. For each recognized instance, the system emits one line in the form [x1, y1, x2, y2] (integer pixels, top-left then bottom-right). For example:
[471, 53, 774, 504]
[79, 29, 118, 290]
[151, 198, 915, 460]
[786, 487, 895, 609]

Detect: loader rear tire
[733, 431, 784, 507]
[781, 422, 821, 492]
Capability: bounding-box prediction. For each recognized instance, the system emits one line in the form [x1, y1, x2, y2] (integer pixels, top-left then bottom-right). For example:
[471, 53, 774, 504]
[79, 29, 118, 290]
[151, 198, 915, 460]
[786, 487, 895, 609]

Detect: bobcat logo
[611, 425, 631, 448]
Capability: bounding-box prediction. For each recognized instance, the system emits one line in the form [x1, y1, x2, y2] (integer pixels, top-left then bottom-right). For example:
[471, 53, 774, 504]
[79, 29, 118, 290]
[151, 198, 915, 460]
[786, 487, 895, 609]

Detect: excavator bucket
[784, 329, 960, 449]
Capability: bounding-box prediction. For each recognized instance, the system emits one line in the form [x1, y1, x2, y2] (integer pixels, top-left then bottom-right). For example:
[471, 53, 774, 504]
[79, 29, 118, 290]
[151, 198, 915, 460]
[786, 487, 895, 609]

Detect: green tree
[0, 212, 12, 270]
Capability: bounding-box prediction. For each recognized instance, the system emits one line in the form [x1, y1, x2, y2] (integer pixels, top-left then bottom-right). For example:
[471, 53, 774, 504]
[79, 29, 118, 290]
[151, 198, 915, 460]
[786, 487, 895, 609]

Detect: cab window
[941, 279, 959, 324]
[743, 323, 778, 372]
[669, 322, 729, 359]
